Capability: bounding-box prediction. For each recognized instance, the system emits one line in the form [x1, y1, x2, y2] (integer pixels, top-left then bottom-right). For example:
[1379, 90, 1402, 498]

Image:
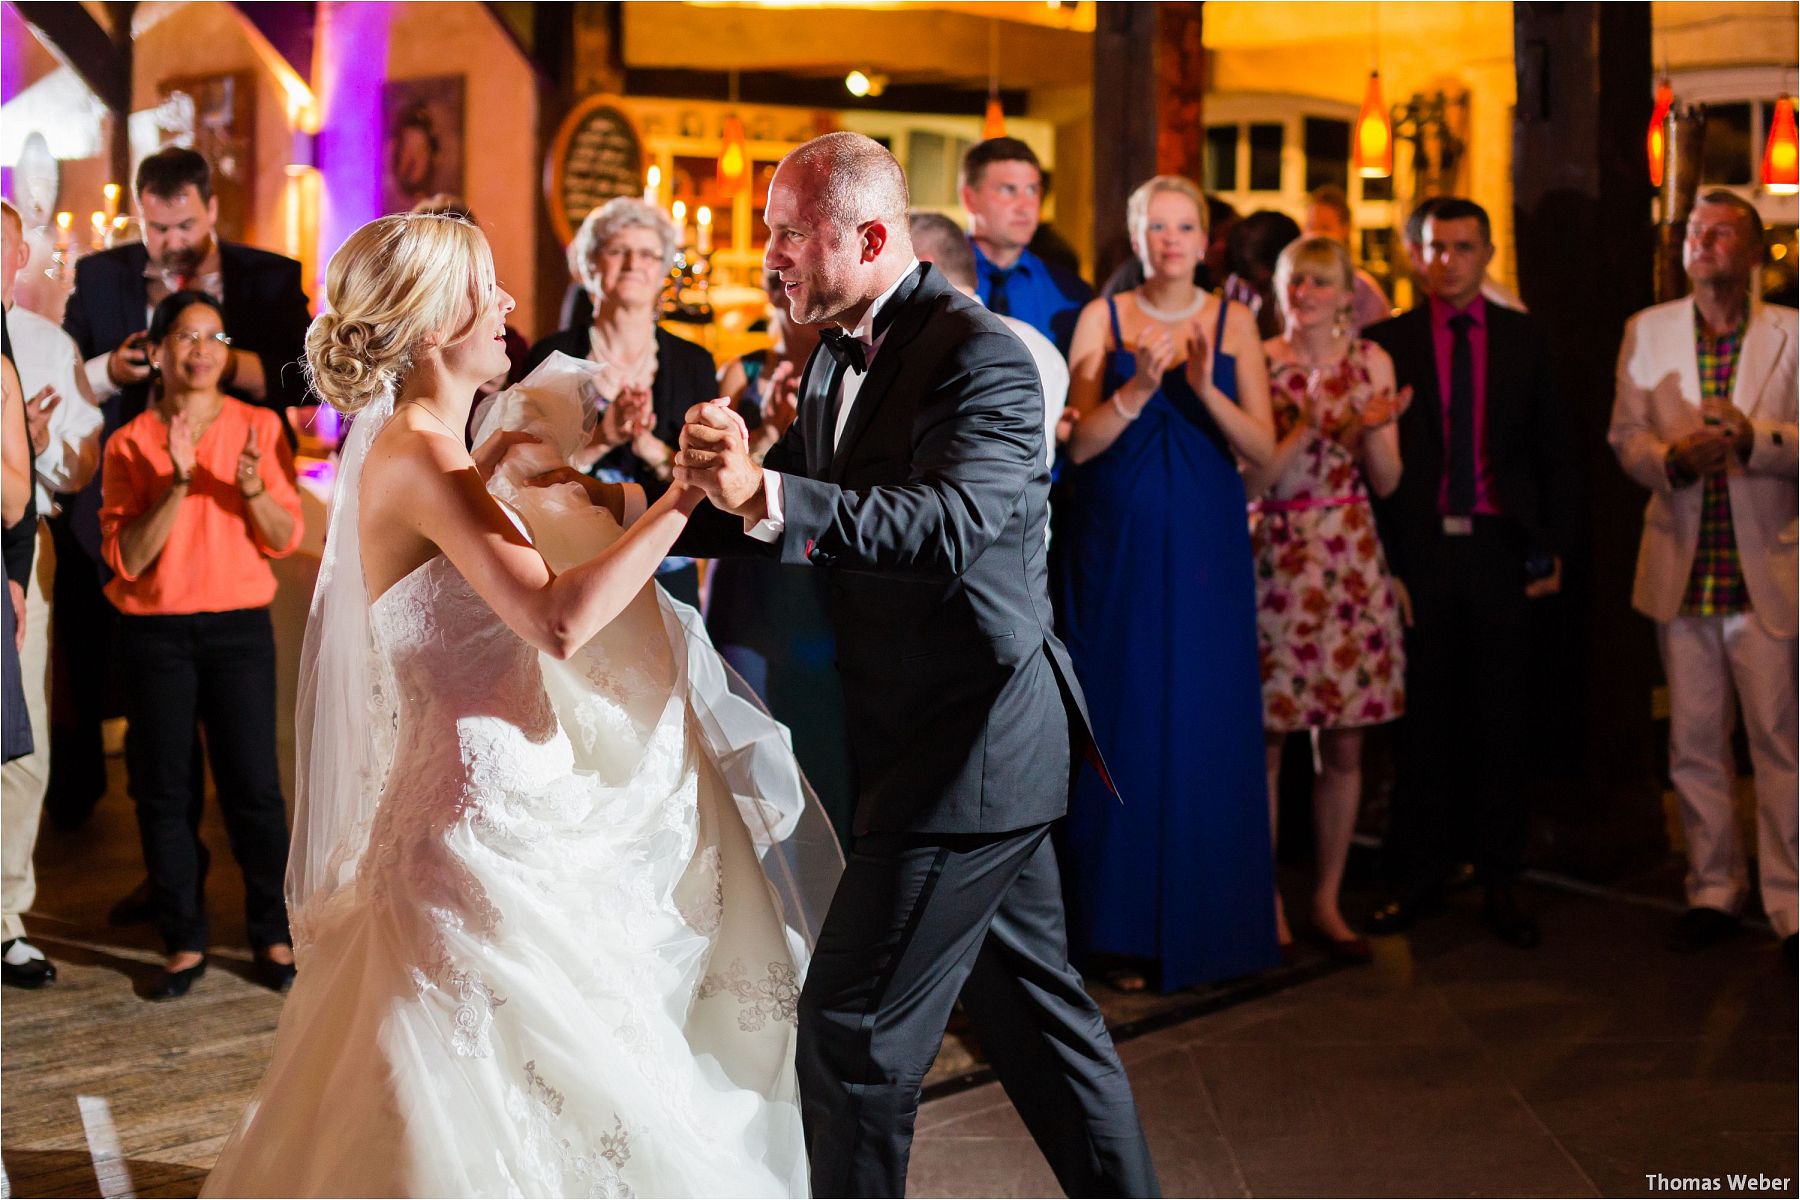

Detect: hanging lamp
[718, 71, 749, 198]
[1763, 94, 1798, 196]
[1352, 6, 1392, 179]
[982, 20, 1007, 139]
[1647, 79, 1674, 187]
[1354, 72, 1393, 179]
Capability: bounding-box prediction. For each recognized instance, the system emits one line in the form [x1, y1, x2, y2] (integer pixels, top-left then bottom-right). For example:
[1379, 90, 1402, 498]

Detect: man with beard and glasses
[54, 147, 310, 873]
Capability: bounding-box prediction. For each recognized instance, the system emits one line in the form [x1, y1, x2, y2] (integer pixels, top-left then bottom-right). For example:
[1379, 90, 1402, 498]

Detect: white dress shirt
[7, 304, 104, 513]
[744, 259, 921, 543]
[996, 315, 1068, 469]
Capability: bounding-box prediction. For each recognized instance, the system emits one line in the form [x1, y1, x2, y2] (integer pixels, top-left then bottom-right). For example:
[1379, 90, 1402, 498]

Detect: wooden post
[1091, 2, 1159, 284]
[1155, 3, 1204, 183]
[1511, 2, 1663, 880]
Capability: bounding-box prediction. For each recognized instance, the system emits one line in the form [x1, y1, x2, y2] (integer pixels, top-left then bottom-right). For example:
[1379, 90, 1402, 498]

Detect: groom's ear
[860, 219, 889, 264]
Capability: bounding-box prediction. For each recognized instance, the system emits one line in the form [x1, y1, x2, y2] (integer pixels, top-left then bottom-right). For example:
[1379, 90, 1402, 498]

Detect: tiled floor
[909, 885, 1797, 1198]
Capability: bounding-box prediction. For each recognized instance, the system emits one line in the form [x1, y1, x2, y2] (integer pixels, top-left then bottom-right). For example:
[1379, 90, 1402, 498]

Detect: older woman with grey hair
[522, 196, 717, 605]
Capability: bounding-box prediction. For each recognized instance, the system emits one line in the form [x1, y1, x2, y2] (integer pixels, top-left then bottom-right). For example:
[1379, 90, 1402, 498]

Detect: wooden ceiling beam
[11, 0, 130, 115]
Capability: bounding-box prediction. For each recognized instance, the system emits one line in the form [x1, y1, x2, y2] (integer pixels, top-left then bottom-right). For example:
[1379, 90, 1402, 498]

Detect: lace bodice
[371, 556, 560, 779]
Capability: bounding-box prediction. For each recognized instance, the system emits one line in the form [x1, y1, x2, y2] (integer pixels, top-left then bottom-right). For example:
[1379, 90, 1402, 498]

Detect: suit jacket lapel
[1675, 297, 1704, 412]
[1484, 309, 1520, 448]
[1733, 301, 1788, 416]
[121, 245, 150, 336]
[797, 344, 833, 478]
[828, 264, 935, 482]
[219, 242, 245, 326]
[1407, 306, 1444, 451]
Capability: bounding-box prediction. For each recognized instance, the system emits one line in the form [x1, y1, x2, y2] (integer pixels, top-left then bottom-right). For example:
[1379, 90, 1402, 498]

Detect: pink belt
[1248, 494, 1366, 514]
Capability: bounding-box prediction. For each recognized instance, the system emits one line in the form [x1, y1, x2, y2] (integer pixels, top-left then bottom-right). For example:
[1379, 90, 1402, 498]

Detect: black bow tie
[819, 328, 870, 375]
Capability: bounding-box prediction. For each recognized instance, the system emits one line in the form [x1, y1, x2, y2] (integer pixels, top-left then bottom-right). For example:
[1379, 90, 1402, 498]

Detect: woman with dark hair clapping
[99, 291, 303, 1000]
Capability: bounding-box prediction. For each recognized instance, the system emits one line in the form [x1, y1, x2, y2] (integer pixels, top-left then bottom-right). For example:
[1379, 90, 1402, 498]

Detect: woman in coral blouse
[100, 291, 303, 1000]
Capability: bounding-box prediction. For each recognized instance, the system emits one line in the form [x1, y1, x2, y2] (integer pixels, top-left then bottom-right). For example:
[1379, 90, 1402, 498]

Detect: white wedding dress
[204, 360, 837, 1198]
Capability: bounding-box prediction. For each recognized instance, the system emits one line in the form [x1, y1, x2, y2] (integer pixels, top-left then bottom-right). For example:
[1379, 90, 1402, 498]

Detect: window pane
[1701, 102, 1753, 186]
[1249, 123, 1284, 191]
[1303, 117, 1351, 193]
[1204, 125, 1238, 192]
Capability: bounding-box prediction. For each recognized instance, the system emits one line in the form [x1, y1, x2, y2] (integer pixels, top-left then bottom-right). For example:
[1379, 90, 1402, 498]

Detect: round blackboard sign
[544, 96, 646, 245]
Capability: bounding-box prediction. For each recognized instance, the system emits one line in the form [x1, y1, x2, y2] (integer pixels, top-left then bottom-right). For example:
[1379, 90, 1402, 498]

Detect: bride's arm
[392, 438, 700, 659]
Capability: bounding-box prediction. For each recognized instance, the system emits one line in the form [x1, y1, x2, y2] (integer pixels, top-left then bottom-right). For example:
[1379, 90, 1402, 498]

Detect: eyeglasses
[168, 331, 232, 349]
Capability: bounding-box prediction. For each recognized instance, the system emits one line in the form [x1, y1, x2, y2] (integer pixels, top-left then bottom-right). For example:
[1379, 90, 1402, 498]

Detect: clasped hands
[673, 399, 765, 520]
[1668, 401, 1752, 479]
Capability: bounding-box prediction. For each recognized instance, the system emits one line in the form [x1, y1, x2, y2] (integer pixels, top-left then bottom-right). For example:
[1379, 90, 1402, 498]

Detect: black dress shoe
[147, 956, 207, 1001]
[254, 948, 297, 993]
[1666, 906, 1738, 953]
[1, 939, 57, 988]
[1481, 887, 1542, 949]
[1365, 892, 1443, 936]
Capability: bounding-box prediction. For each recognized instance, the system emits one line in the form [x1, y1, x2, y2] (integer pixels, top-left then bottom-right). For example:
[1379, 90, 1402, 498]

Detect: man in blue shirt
[960, 138, 1093, 355]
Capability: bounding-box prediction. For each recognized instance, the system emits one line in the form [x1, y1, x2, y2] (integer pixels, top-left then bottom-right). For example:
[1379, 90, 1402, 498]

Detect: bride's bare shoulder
[363, 410, 472, 495]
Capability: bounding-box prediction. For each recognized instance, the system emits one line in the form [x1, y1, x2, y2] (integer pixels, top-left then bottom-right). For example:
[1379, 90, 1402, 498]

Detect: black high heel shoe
[254, 946, 297, 993]
[147, 955, 207, 1001]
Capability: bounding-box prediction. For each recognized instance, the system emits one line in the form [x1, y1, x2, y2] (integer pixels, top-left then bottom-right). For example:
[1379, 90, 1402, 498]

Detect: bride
[203, 213, 838, 1197]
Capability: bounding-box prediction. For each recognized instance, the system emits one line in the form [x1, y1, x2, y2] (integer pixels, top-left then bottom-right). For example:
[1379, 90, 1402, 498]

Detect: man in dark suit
[1361, 198, 1576, 948]
[674, 132, 1157, 1198]
[52, 146, 310, 838]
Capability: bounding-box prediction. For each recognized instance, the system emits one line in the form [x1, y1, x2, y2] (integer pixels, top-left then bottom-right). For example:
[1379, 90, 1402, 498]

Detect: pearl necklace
[1135, 288, 1207, 324]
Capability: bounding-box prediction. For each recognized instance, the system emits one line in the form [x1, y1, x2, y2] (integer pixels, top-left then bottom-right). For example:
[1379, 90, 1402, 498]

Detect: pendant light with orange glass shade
[983, 19, 1007, 140]
[1763, 93, 1798, 196]
[1647, 78, 1674, 188]
[718, 70, 749, 199]
[1353, 5, 1392, 179]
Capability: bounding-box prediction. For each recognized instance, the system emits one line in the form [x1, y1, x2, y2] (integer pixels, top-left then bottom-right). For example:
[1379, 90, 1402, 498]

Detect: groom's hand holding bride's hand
[675, 399, 766, 521]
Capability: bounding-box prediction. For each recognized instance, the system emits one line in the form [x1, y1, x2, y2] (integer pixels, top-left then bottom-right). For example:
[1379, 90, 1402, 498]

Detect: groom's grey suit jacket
[677, 263, 1106, 837]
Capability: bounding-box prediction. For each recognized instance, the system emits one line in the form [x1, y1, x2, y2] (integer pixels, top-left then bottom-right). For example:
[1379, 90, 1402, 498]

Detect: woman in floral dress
[1247, 236, 1408, 962]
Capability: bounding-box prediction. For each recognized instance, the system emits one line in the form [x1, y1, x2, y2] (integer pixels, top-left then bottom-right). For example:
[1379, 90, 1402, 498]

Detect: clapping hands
[1181, 325, 1216, 402]
[1314, 384, 1411, 450]
[1126, 329, 1177, 403]
[236, 425, 265, 496]
[748, 362, 802, 459]
[575, 386, 655, 471]
[1359, 385, 1412, 430]
[168, 411, 198, 482]
[24, 386, 62, 457]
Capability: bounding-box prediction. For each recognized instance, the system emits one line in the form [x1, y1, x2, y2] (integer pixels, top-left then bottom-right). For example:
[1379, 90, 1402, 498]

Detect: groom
[672, 132, 1158, 1198]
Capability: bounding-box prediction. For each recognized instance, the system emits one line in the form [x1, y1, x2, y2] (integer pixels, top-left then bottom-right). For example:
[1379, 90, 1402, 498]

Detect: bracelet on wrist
[1111, 394, 1143, 423]
[172, 473, 192, 487]
[241, 483, 265, 500]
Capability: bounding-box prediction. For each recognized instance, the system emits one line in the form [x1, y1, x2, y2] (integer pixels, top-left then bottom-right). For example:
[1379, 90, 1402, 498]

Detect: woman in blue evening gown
[1059, 176, 1282, 991]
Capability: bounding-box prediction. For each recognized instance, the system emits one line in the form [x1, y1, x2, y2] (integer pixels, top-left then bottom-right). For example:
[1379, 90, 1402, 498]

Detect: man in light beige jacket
[1609, 190, 1798, 968]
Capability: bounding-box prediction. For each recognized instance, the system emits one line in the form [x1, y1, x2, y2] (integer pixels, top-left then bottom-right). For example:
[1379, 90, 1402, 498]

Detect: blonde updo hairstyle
[1273, 235, 1356, 328]
[1126, 174, 1207, 273]
[306, 213, 496, 414]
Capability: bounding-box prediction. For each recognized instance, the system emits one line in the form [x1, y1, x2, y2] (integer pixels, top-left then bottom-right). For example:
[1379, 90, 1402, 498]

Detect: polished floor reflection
[912, 881, 1797, 1198]
[3, 781, 1793, 1198]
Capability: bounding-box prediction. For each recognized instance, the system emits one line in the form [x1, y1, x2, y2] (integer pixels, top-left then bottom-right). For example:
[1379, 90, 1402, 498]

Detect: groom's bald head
[764, 132, 916, 327]
[780, 132, 911, 248]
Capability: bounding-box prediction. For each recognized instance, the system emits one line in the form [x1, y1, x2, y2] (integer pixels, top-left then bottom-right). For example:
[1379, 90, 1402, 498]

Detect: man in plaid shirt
[1610, 190, 1799, 969]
